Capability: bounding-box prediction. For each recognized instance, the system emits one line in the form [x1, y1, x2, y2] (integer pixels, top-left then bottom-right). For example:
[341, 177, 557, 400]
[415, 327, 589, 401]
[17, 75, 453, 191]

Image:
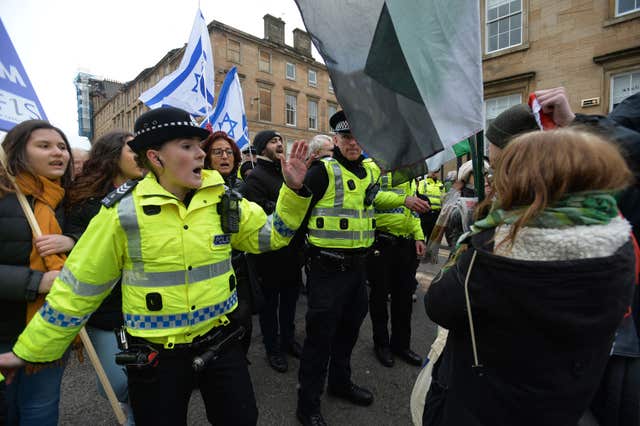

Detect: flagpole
[469, 131, 485, 202]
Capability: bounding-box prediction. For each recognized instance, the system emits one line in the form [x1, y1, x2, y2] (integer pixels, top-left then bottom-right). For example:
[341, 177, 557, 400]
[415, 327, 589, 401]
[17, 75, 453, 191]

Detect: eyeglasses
[211, 148, 234, 157]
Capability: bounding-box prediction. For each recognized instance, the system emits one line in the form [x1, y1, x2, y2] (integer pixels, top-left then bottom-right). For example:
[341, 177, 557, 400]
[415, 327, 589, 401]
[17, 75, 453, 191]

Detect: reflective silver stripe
[40, 302, 90, 328]
[363, 209, 374, 219]
[258, 214, 273, 252]
[330, 161, 344, 207]
[309, 229, 360, 240]
[117, 194, 143, 272]
[122, 259, 232, 287]
[59, 267, 118, 297]
[387, 188, 405, 195]
[309, 229, 376, 241]
[124, 291, 238, 330]
[312, 207, 360, 218]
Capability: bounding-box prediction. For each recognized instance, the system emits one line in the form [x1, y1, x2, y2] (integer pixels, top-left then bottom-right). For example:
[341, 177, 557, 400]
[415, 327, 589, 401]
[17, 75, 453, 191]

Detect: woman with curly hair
[65, 130, 143, 425]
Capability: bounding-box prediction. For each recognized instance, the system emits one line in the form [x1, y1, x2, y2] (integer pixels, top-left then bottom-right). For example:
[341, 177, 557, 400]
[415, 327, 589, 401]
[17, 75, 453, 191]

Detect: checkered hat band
[334, 120, 350, 131]
[135, 121, 198, 136]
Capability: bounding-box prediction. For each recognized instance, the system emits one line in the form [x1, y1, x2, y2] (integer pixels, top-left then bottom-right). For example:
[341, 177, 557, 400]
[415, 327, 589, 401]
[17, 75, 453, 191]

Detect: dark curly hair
[66, 130, 134, 206]
[202, 131, 242, 177]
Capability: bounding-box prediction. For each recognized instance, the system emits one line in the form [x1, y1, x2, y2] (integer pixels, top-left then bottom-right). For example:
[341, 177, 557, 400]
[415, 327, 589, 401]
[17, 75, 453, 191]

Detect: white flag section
[200, 67, 250, 149]
[295, 0, 484, 173]
[139, 9, 214, 116]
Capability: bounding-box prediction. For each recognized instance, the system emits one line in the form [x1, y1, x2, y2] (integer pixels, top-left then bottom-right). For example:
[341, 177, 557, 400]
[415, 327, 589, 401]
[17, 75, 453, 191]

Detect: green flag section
[295, 0, 484, 177]
[452, 139, 471, 157]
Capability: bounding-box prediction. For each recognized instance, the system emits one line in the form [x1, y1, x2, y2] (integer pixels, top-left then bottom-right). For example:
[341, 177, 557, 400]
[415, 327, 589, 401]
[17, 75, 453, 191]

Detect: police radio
[218, 188, 242, 234]
[364, 182, 380, 207]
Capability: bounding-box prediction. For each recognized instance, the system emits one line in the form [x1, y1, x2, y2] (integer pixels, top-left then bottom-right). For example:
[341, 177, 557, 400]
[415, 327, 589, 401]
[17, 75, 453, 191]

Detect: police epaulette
[101, 179, 139, 208]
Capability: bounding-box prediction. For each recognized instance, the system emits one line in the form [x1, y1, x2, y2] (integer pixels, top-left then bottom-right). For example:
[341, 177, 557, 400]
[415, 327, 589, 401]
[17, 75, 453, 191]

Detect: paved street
[58, 257, 444, 425]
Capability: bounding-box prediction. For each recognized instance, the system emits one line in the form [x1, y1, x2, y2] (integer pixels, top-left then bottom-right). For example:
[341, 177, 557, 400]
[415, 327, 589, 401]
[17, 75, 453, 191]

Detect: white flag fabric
[295, 0, 484, 174]
[139, 9, 214, 116]
[200, 67, 250, 149]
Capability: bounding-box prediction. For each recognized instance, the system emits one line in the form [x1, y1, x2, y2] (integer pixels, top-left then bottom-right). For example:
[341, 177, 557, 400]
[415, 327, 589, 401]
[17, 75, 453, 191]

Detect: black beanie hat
[253, 130, 281, 155]
[485, 104, 539, 149]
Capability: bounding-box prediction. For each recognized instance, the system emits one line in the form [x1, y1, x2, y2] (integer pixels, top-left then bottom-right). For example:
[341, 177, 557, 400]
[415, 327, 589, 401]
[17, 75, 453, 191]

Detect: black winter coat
[0, 194, 64, 343]
[243, 157, 303, 285]
[66, 195, 124, 330]
[424, 231, 635, 426]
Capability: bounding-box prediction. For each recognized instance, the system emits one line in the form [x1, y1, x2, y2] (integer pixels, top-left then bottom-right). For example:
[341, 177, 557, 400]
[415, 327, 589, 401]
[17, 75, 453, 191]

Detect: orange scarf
[15, 173, 66, 322]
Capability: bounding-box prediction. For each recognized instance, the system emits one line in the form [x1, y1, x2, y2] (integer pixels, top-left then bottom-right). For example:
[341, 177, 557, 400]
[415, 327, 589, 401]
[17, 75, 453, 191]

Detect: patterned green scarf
[442, 191, 619, 272]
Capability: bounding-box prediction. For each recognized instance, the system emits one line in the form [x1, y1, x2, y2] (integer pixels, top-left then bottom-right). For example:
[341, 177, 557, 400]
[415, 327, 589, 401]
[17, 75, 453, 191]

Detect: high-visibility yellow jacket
[13, 170, 311, 361]
[375, 172, 424, 240]
[418, 177, 445, 210]
[307, 158, 405, 249]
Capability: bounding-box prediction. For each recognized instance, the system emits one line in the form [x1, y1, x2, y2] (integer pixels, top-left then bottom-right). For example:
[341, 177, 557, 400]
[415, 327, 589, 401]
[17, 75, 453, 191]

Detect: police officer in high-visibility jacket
[296, 111, 428, 426]
[418, 171, 445, 241]
[0, 107, 312, 426]
[367, 167, 426, 368]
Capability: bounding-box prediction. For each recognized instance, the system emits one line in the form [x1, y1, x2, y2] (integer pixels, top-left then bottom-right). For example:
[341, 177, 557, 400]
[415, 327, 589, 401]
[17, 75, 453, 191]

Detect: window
[327, 103, 338, 129]
[286, 62, 296, 80]
[616, 0, 640, 16]
[308, 99, 318, 129]
[328, 79, 334, 93]
[486, 0, 522, 53]
[285, 94, 297, 126]
[308, 69, 318, 87]
[258, 86, 272, 122]
[227, 39, 241, 63]
[611, 69, 640, 110]
[259, 50, 271, 73]
[484, 93, 522, 130]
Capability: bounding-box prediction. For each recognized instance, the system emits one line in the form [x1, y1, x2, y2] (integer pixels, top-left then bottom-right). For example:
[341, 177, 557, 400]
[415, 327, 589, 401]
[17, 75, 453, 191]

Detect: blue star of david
[217, 113, 238, 138]
[192, 73, 205, 97]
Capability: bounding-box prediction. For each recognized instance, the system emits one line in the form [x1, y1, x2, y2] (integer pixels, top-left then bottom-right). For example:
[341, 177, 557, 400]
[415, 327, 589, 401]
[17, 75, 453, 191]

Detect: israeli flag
[139, 9, 214, 116]
[201, 66, 250, 149]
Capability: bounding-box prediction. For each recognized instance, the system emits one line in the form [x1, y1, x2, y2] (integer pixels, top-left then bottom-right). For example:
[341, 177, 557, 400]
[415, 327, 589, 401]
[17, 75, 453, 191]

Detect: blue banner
[0, 17, 47, 131]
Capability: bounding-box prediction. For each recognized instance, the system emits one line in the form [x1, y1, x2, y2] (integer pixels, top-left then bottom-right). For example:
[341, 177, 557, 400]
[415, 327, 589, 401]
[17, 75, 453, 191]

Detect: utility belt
[307, 245, 369, 272]
[114, 323, 245, 372]
[375, 231, 414, 247]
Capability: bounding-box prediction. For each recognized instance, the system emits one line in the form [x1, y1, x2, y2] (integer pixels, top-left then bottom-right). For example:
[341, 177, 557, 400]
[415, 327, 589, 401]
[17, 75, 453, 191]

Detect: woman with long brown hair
[0, 119, 75, 425]
[65, 130, 143, 425]
[423, 128, 636, 426]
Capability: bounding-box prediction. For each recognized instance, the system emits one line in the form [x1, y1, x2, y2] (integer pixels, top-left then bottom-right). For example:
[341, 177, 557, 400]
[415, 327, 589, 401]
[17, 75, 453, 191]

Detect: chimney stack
[263, 14, 285, 45]
[293, 28, 312, 57]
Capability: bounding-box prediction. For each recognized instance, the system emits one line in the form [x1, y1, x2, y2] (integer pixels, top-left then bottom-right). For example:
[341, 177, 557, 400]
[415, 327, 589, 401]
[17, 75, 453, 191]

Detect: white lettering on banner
[0, 88, 43, 123]
[0, 61, 26, 87]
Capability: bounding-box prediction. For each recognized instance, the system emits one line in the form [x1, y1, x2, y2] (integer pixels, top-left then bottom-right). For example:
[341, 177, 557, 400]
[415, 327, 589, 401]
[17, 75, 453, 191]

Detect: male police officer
[418, 171, 444, 241]
[296, 111, 428, 426]
[367, 167, 426, 368]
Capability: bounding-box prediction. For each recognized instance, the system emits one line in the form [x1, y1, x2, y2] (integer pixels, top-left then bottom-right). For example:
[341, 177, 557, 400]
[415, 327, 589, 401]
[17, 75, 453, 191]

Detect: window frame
[285, 93, 297, 127]
[258, 86, 272, 122]
[286, 62, 297, 81]
[485, 0, 523, 54]
[308, 69, 318, 87]
[615, 0, 640, 17]
[227, 39, 241, 64]
[259, 50, 272, 73]
[327, 102, 338, 131]
[609, 68, 640, 111]
[308, 99, 318, 130]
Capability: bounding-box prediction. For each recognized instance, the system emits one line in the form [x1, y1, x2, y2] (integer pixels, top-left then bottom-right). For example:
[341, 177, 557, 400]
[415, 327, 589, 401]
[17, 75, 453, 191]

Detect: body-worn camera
[218, 188, 242, 234]
[364, 182, 380, 207]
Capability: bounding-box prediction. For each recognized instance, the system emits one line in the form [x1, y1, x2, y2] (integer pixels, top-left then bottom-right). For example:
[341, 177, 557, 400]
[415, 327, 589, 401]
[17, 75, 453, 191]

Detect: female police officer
[0, 106, 312, 426]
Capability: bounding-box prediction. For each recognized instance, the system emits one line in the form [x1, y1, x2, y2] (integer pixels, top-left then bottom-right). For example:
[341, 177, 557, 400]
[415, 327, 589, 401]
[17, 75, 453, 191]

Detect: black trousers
[297, 253, 369, 414]
[421, 210, 440, 242]
[126, 340, 258, 426]
[367, 236, 417, 351]
[259, 280, 301, 354]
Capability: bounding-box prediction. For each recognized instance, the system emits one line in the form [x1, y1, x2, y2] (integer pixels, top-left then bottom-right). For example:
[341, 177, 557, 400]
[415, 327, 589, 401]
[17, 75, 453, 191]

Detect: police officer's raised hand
[280, 140, 309, 190]
[404, 196, 429, 213]
[0, 351, 26, 384]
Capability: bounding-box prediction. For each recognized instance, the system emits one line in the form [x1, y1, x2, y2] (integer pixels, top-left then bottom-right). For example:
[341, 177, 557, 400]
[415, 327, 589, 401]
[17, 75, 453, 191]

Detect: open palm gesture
[280, 140, 309, 190]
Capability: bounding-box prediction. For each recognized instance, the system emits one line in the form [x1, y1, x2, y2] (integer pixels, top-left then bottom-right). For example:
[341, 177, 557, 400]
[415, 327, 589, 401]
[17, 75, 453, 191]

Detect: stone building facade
[86, 14, 339, 151]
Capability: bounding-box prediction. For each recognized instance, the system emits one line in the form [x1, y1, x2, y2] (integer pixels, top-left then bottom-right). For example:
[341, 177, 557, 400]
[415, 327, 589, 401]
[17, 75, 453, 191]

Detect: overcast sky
[0, 0, 308, 148]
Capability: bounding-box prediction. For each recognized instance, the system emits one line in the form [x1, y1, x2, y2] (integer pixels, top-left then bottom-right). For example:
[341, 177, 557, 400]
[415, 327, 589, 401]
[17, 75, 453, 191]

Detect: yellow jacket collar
[136, 170, 225, 205]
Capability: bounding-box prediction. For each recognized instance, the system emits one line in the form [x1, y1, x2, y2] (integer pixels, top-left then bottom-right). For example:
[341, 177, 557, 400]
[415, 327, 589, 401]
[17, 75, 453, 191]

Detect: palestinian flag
[295, 0, 484, 176]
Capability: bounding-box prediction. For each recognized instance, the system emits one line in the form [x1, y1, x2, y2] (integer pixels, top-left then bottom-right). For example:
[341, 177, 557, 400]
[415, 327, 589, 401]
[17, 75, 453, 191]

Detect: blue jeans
[85, 326, 129, 403]
[0, 342, 66, 426]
